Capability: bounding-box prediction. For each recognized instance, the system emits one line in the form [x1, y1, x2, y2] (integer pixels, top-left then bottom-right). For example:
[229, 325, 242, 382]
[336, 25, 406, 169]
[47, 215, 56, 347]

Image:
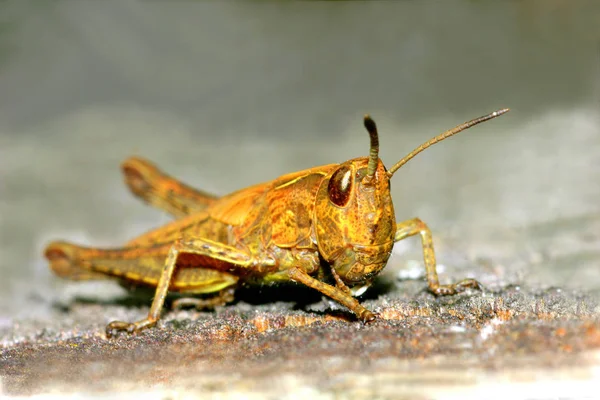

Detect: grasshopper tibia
[288, 268, 377, 323]
[394, 218, 482, 295]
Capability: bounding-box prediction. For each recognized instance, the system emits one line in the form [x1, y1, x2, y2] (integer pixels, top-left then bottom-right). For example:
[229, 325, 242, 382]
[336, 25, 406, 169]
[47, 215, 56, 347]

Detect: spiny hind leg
[121, 156, 219, 218]
[171, 287, 236, 311]
[45, 241, 119, 281]
[394, 218, 481, 295]
[106, 237, 261, 337]
[105, 243, 180, 336]
[45, 241, 171, 283]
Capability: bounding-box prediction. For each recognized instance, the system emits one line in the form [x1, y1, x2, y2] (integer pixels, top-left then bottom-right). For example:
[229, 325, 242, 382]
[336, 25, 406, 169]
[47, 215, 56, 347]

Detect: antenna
[386, 108, 510, 177]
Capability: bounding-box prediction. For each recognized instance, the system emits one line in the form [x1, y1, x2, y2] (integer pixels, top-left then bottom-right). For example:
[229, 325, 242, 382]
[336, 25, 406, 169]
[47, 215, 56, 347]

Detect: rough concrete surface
[1, 1, 600, 399]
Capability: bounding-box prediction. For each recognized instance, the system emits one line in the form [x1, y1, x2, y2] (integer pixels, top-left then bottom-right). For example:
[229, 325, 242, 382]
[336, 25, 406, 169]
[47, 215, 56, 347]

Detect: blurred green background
[1, 0, 599, 323]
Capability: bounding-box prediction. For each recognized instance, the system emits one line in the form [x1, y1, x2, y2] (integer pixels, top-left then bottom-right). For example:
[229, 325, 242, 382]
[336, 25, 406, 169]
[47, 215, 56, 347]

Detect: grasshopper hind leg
[44, 239, 243, 337]
[46, 241, 116, 281]
[394, 218, 482, 295]
[105, 237, 256, 337]
[121, 156, 219, 218]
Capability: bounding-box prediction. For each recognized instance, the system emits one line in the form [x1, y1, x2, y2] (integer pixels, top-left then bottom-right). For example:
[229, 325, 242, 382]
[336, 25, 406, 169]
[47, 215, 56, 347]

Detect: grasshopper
[45, 109, 509, 337]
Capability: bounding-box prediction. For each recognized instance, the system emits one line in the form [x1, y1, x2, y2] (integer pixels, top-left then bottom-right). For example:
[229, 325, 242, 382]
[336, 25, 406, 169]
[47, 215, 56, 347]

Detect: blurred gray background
[1, 0, 599, 324]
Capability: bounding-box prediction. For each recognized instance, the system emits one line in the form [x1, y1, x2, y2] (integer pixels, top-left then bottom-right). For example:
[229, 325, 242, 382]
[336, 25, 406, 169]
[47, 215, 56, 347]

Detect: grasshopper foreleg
[288, 268, 376, 323]
[394, 218, 482, 295]
[106, 238, 258, 337]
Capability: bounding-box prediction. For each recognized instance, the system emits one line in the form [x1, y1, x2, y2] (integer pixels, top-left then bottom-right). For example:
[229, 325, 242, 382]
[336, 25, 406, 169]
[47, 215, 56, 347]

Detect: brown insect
[45, 109, 509, 337]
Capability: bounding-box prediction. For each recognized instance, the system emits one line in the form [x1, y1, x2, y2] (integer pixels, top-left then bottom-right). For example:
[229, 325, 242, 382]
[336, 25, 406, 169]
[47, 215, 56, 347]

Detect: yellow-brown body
[45, 110, 508, 336]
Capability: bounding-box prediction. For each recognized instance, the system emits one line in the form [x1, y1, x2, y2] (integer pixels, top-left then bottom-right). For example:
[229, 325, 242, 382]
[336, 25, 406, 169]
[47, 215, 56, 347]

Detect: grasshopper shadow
[53, 285, 159, 313]
[53, 277, 396, 314]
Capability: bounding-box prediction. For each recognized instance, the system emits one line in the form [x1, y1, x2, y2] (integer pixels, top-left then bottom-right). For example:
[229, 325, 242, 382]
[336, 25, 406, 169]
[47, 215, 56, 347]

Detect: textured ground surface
[2, 283, 600, 398]
[1, 1, 600, 399]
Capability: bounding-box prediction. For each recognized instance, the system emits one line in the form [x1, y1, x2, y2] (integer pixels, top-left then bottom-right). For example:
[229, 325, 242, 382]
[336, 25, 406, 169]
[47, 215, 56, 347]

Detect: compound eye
[328, 165, 353, 207]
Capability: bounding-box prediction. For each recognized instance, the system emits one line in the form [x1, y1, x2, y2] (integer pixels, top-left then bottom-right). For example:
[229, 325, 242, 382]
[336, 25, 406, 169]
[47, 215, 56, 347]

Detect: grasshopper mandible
[45, 109, 509, 337]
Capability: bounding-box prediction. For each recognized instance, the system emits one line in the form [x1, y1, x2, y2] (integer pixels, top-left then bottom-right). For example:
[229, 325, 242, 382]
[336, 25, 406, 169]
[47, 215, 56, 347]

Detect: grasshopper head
[314, 109, 510, 287]
[314, 116, 396, 286]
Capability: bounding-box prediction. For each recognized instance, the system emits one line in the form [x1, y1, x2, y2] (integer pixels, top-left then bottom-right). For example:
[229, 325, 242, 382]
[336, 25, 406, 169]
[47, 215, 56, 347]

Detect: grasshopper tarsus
[454, 278, 483, 292]
[360, 310, 378, 324]
[105, 321, 133, 339]
[105, 319, 154, 338]
[46, 109, 509, 335]
[429, 278, 483, 297]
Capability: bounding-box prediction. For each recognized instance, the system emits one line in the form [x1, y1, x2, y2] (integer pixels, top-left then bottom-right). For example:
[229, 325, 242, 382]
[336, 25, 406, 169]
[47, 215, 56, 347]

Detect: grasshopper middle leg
[395, 218, 481, 295]
[172, 287, 236, 311]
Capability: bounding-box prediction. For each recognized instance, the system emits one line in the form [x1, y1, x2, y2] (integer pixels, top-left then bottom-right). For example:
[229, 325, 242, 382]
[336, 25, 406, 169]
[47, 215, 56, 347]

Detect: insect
[45, 108, 509, 337]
